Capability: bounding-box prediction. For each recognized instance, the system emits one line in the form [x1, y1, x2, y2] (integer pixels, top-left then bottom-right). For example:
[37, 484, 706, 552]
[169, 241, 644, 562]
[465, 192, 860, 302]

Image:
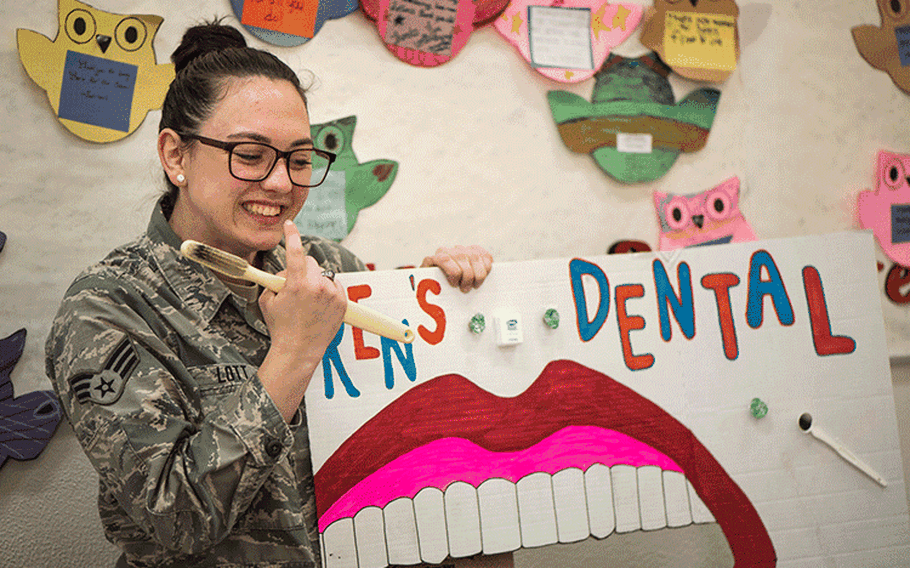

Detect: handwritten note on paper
[57, 51, 137, 132]
[385, 0, 459, 56]
[528, 6, 594, 70]
[241, 0, 320, 38]
[294, 171, 348, 241]
[663, 11, 736, 71]
[896, 25, 910, 67]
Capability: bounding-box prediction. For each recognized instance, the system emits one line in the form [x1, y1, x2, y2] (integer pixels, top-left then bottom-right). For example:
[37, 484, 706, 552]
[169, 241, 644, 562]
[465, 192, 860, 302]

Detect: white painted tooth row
[321, 466, 716, 568]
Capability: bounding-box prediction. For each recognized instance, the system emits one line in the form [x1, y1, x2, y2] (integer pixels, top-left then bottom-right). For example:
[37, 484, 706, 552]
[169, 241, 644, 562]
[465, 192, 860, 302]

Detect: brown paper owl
[639, 0, 740, 83]
[852, 0, 910, 94]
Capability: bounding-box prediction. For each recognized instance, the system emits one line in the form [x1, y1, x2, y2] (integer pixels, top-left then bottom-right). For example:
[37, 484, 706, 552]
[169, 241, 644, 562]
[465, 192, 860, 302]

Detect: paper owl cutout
[858, 150, 910, 265]
[16, 0, 174, 143]
[654, 176, 755, 250]
[229, 0, 357, 47]
[492, 0, 643, 83]
[360, 0, 510, 66]
[295, 116, 398, 241]
[852, 0, 910, 94]
[548, 53, 720, 183]
[0, 327, 63, 469]
[639, 0, 740, 83]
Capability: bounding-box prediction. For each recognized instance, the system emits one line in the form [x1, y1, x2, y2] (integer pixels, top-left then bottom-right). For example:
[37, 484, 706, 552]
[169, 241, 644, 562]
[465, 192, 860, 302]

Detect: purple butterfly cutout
[0, 329, 63, 469]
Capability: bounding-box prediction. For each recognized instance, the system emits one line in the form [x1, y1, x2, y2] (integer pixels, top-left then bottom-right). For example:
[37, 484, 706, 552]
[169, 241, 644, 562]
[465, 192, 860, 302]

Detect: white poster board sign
[306, 232, 909, 567]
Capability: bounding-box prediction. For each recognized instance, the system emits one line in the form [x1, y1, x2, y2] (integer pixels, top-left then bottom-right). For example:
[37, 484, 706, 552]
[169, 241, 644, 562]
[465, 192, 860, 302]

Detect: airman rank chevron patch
[69, 338, 139, 405]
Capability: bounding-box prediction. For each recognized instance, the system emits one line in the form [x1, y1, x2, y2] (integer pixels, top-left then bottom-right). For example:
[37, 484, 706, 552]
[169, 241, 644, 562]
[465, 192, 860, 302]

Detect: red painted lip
[314, 359, 776, 566]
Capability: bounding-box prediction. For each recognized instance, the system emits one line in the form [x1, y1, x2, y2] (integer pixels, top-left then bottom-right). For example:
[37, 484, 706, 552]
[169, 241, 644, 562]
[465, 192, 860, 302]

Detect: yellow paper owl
[639, 0, 740, 83]
[17, 0, 174, 143]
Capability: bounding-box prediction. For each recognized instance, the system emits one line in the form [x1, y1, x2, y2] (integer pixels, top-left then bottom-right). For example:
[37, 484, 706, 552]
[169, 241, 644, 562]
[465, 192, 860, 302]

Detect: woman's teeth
[244, 203, 281, 217]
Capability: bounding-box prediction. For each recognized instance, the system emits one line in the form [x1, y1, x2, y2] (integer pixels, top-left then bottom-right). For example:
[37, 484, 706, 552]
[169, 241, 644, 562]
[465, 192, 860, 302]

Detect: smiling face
[167, 76, 312, 263]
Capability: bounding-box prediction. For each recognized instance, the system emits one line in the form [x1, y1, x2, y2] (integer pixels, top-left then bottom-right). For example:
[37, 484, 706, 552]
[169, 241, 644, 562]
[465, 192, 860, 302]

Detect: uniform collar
[145, 197, 287, 325]
[145, 198, 231, 324]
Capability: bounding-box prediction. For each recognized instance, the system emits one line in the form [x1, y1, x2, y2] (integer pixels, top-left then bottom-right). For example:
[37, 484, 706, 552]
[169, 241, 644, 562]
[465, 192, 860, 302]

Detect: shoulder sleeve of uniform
[298, 235, 367, 274]
[45, 275, 294, 555]
[45, 273, 192, 445]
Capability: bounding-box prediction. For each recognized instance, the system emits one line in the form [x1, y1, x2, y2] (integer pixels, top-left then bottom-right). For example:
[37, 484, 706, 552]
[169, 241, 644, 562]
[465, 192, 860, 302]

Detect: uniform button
[265, 438, 283, 458]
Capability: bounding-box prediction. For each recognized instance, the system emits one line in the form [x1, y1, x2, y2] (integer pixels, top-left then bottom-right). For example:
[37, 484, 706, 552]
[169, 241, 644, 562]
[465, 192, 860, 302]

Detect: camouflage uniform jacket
[45, 200, 365, 567]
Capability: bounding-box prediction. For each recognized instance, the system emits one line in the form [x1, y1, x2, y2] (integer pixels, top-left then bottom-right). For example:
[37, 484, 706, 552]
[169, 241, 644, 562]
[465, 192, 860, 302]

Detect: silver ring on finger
[321, 269, 335, 282]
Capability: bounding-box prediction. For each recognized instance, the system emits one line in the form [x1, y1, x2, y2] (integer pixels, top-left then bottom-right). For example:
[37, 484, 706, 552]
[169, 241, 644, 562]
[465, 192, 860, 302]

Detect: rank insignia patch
[69, 338, 139, 405]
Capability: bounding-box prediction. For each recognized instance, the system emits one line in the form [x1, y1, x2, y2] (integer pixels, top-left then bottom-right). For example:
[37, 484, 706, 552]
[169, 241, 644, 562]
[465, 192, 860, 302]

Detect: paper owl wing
[229, 0, 358, 46]
[0, 329, 63, 470]
[639, 0, 741, 83]
[360, 0, 510, 66]
[16, 1, 174, 143]
[493, 0, 642, 83]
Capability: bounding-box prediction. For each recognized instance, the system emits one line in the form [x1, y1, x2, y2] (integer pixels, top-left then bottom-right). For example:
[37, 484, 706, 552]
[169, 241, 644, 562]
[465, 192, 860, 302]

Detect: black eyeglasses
[182, 133, 336, 188]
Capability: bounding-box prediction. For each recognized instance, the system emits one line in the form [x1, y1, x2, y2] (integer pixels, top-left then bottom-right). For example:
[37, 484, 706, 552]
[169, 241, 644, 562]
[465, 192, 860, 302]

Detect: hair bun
[171, 22, 247, 75]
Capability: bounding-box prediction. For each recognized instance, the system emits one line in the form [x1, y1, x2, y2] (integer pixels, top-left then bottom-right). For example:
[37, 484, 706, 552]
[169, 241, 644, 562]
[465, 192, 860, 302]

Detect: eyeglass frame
[180, 133, 337, 188]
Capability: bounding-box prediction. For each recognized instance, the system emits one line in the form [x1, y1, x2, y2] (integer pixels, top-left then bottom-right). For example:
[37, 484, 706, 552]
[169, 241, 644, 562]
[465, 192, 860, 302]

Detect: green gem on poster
[543, 308, 560, 329]
[750, 398, 768, 419]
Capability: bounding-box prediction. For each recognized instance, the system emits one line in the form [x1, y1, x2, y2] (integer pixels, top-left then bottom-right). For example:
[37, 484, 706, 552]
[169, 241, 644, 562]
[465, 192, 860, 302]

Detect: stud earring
[176, 174, 185, 183]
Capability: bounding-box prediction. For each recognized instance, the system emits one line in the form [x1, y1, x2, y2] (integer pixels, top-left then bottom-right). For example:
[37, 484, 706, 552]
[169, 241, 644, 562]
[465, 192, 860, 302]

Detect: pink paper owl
[493, 0, 643, 83]
[857, 150, 910, 265]
[655, 176, 756, 250]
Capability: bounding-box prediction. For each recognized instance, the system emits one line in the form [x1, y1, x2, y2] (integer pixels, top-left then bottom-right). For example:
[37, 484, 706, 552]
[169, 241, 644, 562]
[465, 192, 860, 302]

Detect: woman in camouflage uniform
[46, 22, 492, 568]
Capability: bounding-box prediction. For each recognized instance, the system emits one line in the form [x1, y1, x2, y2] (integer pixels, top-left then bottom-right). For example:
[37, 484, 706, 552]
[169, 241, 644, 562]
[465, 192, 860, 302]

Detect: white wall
[1, 0, 908, 566]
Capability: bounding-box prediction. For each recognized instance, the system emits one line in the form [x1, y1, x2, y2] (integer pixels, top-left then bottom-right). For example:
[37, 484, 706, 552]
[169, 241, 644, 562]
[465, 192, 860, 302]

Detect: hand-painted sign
[306, 232, 907, 567]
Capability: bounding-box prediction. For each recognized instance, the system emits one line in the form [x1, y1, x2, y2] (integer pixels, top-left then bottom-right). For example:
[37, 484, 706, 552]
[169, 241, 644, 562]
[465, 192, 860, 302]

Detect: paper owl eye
[665, 197, 692, 230]
[705, 189, 732, 220]
[316, 124, 347, 155]
[882, 0, 907, 20]
[883, 154, 906, 189]
[65, 9, 96, 43]
[115, 18, 148, 52]
[16, 0, 174, 143]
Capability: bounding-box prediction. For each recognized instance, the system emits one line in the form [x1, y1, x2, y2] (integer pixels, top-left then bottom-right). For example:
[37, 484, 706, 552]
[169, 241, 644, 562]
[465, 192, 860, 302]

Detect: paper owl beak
[96, 34, 111, 53]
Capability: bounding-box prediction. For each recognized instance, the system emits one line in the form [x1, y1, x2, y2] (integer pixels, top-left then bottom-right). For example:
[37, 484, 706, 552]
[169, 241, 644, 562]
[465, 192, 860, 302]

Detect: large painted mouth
[315, 360, 775, 566]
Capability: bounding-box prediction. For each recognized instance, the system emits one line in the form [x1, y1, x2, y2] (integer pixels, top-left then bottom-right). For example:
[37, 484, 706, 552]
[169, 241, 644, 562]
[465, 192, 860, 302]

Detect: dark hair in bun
[158, 19, 309, 204]
[170, 22, 248, 75]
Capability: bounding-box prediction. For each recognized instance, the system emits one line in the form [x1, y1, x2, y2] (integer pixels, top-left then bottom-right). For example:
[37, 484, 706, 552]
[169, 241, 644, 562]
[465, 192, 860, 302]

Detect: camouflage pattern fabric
[45, 199, 365, 567]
